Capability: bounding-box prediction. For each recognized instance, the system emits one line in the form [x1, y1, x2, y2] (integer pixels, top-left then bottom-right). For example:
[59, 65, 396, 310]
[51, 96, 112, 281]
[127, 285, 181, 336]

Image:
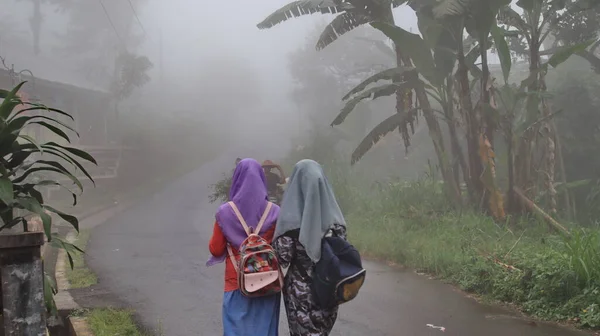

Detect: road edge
[53, 199, 139, 336]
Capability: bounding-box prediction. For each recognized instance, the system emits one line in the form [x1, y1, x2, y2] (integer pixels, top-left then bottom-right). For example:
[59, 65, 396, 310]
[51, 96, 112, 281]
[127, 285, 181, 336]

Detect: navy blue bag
[291, 229, 366, 309]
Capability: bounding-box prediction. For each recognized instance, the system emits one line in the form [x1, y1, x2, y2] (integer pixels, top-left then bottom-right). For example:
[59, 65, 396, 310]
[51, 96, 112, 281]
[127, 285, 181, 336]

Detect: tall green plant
[0, 81, 97, 313]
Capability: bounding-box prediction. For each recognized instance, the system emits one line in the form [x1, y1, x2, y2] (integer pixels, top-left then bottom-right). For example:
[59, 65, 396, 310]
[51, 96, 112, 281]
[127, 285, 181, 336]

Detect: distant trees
[258, 0, 600, 225]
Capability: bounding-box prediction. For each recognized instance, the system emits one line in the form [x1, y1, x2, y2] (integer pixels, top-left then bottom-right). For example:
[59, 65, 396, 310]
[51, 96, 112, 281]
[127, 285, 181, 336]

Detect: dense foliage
[256, 0, 600, 329]
[0, 82, 96, 313]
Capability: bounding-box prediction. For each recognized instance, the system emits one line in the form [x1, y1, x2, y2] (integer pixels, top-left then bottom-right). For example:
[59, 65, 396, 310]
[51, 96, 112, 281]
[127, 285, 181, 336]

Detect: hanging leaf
[16, 197, 52, 238]
[497, 6, 530, 32]
[332, 83, 410, 126]
[351, 109, 419, 165]
[257, 0, 347, 29]
[371, 22, 440, 86]
[342, 67, 416, 100]
[316, 11, 371, 50]
[432, 0, 475, 18]
[44, 271, 58, 316]
[0, 176, 14, 204]
[490, 22, 512, 83]
[44, 205, 79, 232]
[546, 38, 597, 68]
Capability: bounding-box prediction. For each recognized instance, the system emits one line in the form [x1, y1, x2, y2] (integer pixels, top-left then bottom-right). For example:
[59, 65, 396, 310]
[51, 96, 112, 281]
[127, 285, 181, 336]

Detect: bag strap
[227, 201, 273, 236]
[227, 244, 238, 272]
[225, 201, 274, 273]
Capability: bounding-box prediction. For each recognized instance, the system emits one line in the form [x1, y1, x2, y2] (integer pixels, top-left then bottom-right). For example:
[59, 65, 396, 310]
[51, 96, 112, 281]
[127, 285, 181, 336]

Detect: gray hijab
[274, 159, 346, 263]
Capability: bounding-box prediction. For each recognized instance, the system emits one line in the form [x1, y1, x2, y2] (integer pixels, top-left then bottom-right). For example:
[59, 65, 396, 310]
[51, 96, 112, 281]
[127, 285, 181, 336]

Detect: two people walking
[207, 158, 359, 335]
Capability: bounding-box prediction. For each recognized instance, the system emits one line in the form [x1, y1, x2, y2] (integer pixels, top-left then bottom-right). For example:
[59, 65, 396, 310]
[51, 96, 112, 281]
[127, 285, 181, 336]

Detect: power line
[97, 0, 124, 46]
[127, 0, 147, 36]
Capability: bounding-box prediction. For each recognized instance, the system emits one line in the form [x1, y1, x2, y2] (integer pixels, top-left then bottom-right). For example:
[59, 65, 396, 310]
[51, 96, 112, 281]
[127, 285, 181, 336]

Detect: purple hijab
[206, 158, 279, 267]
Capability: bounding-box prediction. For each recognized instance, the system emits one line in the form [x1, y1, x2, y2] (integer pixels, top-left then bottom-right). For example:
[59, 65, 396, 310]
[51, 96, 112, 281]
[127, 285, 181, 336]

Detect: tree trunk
[456, 38, 482, 204]
[446, 77, 468, 187]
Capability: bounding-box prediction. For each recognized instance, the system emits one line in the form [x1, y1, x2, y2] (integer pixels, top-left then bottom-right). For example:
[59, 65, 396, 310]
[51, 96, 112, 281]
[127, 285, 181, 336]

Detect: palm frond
[497, 6, 530, 32]
[351, 109, 417, 165]
[257, 0, 348, 29]
[316, 11, 372, 50]
[342, 66, 415, 100]
[354, 36, 396, 59]
[332, 83, 406, 126]
[432, 0, 475, 18]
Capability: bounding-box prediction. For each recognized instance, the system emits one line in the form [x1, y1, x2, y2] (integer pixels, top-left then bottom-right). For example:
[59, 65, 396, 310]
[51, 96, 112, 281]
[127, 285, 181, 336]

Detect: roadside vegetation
[70, 308, 163, 336]
[65, 230, 97, 288]
[65, 229, 152, 335]
[255, 0, 600, 330]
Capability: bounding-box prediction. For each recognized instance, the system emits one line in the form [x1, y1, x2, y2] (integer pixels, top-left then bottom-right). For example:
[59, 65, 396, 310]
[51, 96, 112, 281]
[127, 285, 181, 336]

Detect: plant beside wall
[0, 81, 96, 313]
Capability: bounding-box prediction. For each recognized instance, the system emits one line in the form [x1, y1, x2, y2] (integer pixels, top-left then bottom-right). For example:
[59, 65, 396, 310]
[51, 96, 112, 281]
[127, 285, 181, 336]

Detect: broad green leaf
[43, 142, 97, 165]
[432, 0, 474, 18]
[31, 160, 84, 189]
[0, 177, 13, 204]
[0, 218, 26, 231]
[342, 67, 416, 100]
[316, 11, 371, 50]
[29, 121, 72, 143]
[12, 166, 84, 191]
[16, 197, 52, 239]
[11, 115, 78, 136]
[490, 23, 512, 83]
[44, 205, 79, 232]
[332, 83, 409, 126]
[0, 81, 26, 120]
[40, 148, 96, 186]
[546, 39, 597, 68]
[44, 271, 58, 316]
[419, 11, 462, 80]
[371, 22, 440, 86]
[18, 134, 44, 153]
[351, 108, 420, 165]
[257, 0, 347, 29]
[498, 7, 530, 32]
[10, 104, 74, 122]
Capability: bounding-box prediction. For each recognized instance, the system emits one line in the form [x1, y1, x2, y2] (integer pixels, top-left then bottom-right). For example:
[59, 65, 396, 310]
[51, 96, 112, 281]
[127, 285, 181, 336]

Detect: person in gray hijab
[272, 159, 347, 336]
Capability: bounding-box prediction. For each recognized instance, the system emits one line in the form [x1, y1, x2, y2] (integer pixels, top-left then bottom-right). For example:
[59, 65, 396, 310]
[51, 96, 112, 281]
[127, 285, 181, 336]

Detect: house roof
[0, 41, 109, 94]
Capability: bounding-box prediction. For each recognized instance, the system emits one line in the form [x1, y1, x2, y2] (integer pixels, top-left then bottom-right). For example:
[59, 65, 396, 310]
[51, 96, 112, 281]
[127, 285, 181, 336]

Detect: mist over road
[86, 147, 588, 336]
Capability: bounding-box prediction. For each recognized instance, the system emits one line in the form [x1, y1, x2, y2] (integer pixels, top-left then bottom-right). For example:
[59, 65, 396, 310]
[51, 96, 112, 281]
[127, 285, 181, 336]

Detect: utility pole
[159, 27, 164, 85]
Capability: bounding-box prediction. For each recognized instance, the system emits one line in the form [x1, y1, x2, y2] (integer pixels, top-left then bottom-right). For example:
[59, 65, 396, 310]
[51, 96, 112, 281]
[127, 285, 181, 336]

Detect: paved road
[86, 150, 589, 336]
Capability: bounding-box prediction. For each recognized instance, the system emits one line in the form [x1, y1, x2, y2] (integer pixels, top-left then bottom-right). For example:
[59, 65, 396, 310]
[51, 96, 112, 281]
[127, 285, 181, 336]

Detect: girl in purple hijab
[208, 158, 281, 336]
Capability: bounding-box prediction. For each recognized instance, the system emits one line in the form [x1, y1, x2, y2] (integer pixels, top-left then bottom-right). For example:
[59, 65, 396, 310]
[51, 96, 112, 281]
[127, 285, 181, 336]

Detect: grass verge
[66, 229, 97, 288]
[70, 308, 162, 336]
[342, 176, 600, 329]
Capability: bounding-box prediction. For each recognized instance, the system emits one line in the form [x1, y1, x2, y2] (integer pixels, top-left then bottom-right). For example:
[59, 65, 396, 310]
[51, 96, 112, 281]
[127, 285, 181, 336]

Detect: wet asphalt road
[86, 149, 590, 336]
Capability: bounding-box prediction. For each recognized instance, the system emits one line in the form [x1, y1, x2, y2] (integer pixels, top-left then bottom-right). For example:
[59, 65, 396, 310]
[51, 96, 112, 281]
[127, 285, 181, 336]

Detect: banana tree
[261, 1, 469, 202]
[498, 0, 597, 215]
[257, 0, 426, 158]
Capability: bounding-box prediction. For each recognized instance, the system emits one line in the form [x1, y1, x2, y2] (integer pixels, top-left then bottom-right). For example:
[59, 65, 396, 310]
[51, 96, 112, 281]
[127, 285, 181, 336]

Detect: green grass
[85, 308, 154, 336]
[65, 229, 97, 288]
[339, 175, 600, 329]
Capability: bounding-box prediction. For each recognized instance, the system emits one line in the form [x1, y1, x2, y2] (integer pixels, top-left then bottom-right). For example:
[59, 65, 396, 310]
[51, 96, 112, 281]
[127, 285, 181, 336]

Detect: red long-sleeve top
[209, 221, 276, 292]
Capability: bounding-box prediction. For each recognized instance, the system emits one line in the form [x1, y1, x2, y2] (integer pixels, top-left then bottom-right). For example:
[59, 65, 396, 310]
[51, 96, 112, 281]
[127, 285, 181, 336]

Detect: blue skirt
[222, 290, 280, 336]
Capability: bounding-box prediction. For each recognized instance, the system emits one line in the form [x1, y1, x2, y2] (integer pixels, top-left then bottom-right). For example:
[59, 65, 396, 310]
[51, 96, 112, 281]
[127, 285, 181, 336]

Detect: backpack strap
[227, 201, 273, 235]
[225, 201, 274, 273]
[227, 201, 251, 236]
[254, 202, 273, 235]
[227, 244, 239, 272]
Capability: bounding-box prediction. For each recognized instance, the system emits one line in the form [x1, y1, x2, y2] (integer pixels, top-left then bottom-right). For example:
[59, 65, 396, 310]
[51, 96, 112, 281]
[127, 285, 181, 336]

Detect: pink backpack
[226, 201, 283, 297]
